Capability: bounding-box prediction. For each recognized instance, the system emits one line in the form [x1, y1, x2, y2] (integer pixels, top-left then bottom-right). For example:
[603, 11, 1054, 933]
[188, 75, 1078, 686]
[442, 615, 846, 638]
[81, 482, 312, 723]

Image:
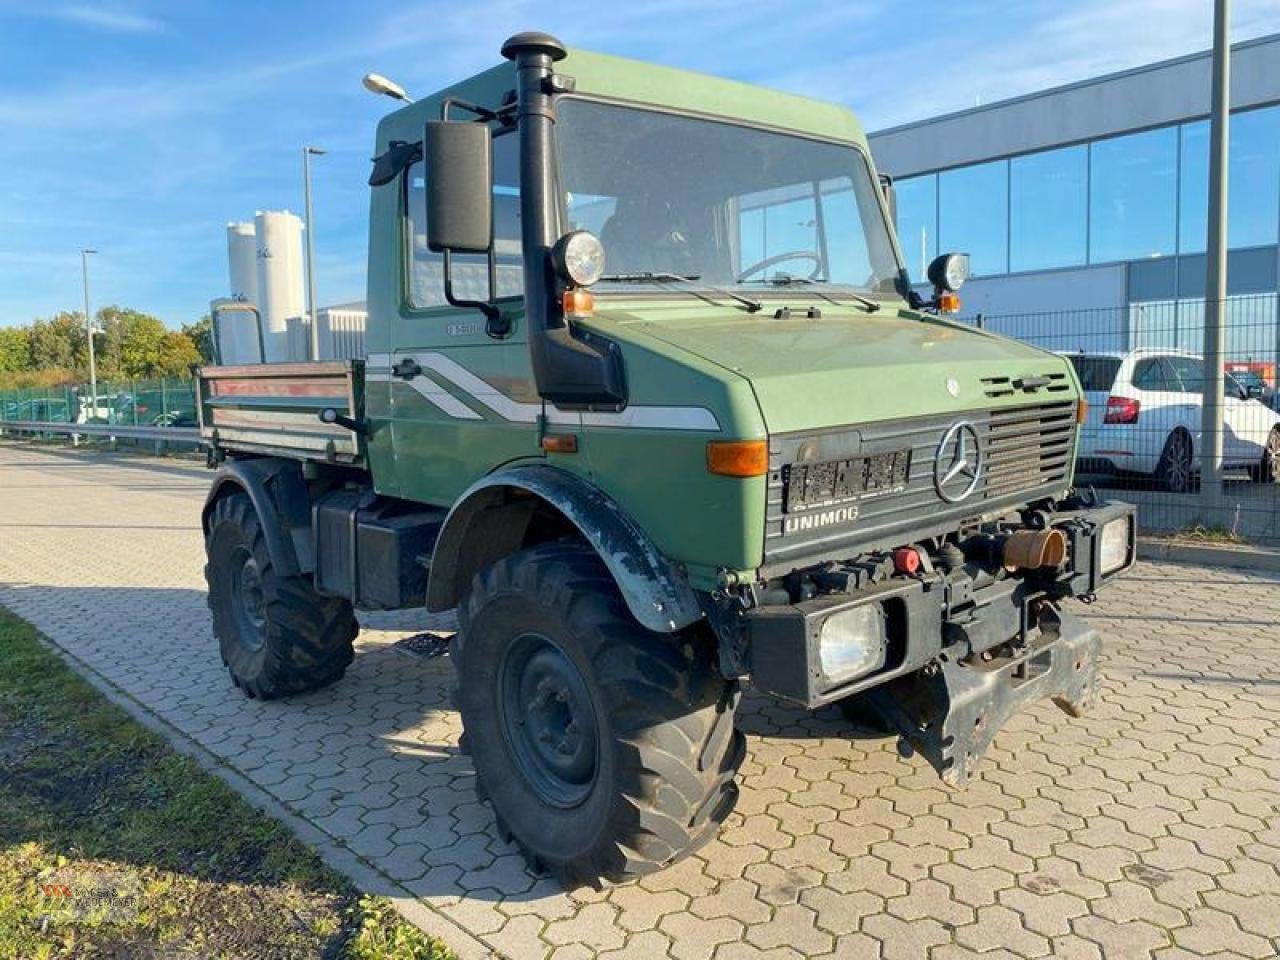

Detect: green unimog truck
[196, 32, 1136, 886]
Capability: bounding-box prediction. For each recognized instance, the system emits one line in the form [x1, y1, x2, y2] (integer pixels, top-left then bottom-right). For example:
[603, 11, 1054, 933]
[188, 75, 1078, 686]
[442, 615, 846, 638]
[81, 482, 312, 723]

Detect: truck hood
[620, 308, 1077, 434]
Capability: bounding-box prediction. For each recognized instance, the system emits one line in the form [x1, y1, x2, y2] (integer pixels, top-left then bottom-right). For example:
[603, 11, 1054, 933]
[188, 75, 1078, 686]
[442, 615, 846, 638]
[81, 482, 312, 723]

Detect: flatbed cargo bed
[197, 360, 364, 463]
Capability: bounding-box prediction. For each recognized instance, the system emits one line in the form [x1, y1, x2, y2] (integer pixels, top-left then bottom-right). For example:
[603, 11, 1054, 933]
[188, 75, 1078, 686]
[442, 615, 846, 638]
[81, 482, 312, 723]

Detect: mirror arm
[440, 96, 498, 123]
[441, 250, 510, 338]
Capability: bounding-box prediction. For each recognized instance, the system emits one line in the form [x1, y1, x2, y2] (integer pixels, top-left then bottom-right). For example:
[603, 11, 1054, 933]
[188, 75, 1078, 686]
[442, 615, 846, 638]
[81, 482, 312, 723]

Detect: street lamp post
[303, 145, 326, 361]
[81, 248, 98, 422]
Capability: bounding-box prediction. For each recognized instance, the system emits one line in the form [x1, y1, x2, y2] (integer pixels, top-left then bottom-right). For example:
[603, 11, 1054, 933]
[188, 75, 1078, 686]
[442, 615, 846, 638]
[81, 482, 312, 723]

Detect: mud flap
[864, 609, 1101, 786]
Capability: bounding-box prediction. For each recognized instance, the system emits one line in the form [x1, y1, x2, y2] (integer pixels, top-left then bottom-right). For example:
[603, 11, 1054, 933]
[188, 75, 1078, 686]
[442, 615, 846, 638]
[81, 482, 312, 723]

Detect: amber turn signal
[706, 439, 768, 477]
[541, 434, 579, 454]
[936, 292, 961, 314]
[562, 288, 594, 317]
[1076, 397, 1088, 424]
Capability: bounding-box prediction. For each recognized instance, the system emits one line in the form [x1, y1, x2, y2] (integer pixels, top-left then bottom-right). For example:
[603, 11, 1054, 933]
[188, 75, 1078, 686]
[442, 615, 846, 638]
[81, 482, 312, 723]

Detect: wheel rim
[1166, 433, 1191, 490]
[229, 546, 267, 651]
[1266, 431, 1280, 477]
[499, 633, 599, 808]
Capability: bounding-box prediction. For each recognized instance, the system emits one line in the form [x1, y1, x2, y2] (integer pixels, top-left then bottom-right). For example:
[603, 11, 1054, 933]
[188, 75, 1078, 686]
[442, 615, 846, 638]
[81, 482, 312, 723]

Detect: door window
[405, 131, 524, 309]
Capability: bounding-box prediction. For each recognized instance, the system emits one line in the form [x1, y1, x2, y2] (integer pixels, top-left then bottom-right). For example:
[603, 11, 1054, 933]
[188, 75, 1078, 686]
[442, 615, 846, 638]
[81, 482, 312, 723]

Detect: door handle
[392, 357, 422, 379]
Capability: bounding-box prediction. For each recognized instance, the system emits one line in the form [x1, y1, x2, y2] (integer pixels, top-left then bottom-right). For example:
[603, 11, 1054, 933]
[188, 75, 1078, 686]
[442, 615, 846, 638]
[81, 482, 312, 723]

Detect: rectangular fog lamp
[1099, 517, 1131, 574]
[818, 603, 887, 686]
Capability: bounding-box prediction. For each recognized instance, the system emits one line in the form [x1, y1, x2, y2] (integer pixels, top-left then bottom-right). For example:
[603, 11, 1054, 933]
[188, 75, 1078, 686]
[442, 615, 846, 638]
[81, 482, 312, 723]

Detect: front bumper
[742, 497, 1136, 783]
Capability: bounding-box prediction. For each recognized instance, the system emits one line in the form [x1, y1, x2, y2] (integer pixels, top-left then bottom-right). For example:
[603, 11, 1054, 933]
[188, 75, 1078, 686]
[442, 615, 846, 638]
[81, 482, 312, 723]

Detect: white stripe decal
[365, 351, 719, 432]
[366, 370, 484, 421]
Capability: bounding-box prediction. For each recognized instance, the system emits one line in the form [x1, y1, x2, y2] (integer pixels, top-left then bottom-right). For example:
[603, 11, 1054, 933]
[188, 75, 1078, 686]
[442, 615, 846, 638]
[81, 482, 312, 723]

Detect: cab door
[386, 130, 544, 507]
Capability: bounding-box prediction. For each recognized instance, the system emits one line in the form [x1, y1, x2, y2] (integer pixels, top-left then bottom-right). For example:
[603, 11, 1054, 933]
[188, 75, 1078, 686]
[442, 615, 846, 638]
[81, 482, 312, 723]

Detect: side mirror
[424, 121, 492, 253]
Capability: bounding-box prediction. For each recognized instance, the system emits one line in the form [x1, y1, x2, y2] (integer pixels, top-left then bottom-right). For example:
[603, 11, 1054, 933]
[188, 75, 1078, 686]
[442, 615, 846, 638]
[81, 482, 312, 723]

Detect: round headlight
[551, 230, 606, 287]
[927, 253, 970, 292]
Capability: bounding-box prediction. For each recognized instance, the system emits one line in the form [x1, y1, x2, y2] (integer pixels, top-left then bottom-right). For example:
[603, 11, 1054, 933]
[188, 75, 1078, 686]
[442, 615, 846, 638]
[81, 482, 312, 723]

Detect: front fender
[426, 464, 703, 633]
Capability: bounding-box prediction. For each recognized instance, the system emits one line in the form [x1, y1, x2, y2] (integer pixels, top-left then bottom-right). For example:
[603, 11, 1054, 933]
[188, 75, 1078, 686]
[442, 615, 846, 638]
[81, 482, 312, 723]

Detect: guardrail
[0, 420, 202, 446]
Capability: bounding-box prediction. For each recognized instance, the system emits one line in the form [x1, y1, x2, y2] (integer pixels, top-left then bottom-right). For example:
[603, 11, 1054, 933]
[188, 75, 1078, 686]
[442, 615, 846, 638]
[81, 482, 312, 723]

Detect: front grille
[764, 401, 1077, 571]
[980, 371, 1072, 399]
[985, 402, 1076, 497]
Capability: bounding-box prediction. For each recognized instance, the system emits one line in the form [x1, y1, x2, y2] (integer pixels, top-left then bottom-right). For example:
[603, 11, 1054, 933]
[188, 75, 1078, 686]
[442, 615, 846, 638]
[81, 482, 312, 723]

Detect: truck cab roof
[375, 46, 869, 154]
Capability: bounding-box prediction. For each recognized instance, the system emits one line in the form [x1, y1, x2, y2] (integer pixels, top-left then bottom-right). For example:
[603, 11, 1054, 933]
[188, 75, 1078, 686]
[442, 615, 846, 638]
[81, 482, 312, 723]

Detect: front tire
[205, 492, 357, 699]
[456, 543, 744, 885]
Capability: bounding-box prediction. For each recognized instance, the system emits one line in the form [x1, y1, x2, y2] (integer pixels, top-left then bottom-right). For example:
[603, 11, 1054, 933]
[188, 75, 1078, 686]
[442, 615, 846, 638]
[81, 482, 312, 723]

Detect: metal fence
[3, 306, 1278, 544]
[969, 292, 1280, 545]
[0, 377, 201, 449]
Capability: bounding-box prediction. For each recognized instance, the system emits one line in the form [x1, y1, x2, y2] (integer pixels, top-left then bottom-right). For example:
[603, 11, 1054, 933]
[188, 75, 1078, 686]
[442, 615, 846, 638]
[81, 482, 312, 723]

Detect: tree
[0, 327, 30, 373]
[27, 313, 87, 374]
[182, 315, 214, 364]
[154, 331, 202, 377]
[2, 306, 207, 384]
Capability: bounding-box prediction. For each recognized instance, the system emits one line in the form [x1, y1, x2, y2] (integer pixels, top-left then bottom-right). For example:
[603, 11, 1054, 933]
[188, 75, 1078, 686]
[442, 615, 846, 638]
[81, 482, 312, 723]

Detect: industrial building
[223, 212, 366, 363]
[868, 33, 1280, 356]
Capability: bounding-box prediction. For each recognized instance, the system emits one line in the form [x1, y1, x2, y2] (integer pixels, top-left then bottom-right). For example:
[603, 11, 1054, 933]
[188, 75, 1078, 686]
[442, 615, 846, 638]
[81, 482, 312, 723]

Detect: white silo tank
[254, 210, 305, 362]
[223, 221, 260, 363]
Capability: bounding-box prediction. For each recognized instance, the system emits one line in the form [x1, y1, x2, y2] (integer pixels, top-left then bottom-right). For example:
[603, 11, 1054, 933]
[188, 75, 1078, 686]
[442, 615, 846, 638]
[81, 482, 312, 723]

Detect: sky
[1, 0, 1278, 330]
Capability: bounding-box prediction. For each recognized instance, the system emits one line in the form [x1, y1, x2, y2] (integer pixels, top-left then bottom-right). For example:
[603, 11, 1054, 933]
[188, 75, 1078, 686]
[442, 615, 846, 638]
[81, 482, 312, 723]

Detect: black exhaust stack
[501, 32, 626, 410]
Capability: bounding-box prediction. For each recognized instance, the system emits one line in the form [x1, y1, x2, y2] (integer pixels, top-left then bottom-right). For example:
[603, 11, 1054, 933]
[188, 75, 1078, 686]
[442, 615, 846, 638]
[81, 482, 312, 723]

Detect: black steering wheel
[736, 250, 823, 283]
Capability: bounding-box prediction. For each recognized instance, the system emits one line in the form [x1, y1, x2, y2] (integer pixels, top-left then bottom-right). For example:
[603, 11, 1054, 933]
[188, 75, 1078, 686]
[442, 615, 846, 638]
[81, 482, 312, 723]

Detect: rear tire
[1155, 429, 1194, 493]
[205, 492, 357, 699]
[1250, 427, 1280, 483]
[456, 542, 744, 886]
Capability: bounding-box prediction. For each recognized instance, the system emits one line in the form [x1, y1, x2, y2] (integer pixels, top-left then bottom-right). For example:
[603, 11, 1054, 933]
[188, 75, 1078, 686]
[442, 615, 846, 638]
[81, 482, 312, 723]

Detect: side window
[1165, 356, 1206, 394]
[405, 130, 523, 309]
[1131, 358, 1168, 391]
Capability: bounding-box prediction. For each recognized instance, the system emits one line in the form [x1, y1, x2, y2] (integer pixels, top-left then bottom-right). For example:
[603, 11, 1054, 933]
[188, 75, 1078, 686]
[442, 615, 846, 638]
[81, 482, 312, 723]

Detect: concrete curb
[20, 624, 494, 960]
[1138, 536, 1280, 572]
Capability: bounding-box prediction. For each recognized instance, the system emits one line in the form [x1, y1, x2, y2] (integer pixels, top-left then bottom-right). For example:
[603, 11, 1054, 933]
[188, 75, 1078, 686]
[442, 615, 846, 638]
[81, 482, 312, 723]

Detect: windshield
[555, 99, 902, 296]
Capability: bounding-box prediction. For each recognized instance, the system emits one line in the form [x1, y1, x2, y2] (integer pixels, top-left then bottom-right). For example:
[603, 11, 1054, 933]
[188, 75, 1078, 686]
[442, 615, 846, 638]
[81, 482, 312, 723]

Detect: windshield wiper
[598, 272, 763, 313]
[758, 275, 881, 312]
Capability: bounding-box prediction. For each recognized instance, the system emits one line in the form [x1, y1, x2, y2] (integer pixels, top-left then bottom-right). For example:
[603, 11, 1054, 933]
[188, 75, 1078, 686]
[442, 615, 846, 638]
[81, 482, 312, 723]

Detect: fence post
[1199, 0, 1230, 523]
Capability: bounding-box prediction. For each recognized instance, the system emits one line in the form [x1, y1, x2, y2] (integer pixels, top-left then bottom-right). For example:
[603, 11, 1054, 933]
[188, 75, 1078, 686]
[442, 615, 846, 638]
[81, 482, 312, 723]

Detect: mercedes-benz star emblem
[933, 420, 984, 503]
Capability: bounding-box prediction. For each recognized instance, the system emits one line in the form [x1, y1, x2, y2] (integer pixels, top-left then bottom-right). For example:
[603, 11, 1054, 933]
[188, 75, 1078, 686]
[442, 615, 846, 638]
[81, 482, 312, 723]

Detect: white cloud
[764, 0, 1280, 130]
[33, 3, 164, 34]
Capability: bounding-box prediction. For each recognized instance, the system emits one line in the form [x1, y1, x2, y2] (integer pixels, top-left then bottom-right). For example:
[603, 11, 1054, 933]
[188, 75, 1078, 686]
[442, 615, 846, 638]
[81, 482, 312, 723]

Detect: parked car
[1228, 369, 1280, 414]
[112, 385, 198, 427]
[1062, 349, 1280, 492]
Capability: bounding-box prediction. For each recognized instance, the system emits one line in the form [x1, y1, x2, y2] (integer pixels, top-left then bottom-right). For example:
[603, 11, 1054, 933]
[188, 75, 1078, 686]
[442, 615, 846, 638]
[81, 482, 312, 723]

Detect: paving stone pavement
[1, 441, 1279, 960]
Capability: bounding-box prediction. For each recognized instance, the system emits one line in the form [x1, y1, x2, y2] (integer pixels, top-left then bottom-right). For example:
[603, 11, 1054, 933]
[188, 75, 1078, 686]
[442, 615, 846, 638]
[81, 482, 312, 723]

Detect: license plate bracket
[784, 448, 911, 512]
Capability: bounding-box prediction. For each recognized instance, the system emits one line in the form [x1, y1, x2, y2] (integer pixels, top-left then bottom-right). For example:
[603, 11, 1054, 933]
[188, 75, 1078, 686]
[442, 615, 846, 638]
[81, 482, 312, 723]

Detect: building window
[894, 174, 936, 280]
[1228, 107, 1280, 248]
[1179, 119, 1208, 254]
[1009, 145, 1087, 272]
[1180, 106, 1280, 255]
[939, 160, 1008, 277]
[1089, 126, 1177, 264]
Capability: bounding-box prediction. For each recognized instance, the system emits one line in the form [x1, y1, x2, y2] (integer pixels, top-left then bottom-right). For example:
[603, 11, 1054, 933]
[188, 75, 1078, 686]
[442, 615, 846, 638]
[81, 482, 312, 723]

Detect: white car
[1061, 349, 1280, 492]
